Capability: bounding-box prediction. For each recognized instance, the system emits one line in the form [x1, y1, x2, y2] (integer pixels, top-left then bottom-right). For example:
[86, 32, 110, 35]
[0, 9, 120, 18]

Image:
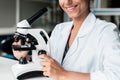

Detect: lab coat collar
[61, 12, 97, 38]
[77, 12, 96, 37]
[61, 21, 73, 36]
[57, 21, 73, 64]
[61, 12, 97, 65]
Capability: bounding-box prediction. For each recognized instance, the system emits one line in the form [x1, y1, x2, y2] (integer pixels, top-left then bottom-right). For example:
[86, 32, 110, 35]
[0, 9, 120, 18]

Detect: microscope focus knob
[38, 50, 46, 55]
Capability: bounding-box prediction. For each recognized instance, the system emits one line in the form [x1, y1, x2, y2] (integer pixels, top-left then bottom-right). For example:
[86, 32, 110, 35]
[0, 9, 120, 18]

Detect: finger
[39, 54, 47, 59]
[12, 39, 21, 45]
[43, 71, 49, 77]
[41, 60, 49, 67]
[17, 39, 22, 44]
[12, 41, 18, 45]
[41, 65, 47, 72]
[41, 60, 52, 71]
[43, 70, 50, 77]
[39, 54, 52, 61]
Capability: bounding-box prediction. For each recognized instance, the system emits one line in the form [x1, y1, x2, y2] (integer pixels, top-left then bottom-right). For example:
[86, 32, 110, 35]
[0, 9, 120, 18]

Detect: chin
[67, 14, 78, 19]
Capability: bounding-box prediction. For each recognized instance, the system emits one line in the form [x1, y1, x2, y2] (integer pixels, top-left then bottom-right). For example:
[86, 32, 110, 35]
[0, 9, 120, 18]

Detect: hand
[12, 39, 29, 60]
[39, 54, 66, 80]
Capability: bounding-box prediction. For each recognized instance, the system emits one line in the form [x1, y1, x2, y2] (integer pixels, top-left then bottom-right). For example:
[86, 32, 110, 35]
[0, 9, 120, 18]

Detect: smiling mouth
[65, 5, 78, 12]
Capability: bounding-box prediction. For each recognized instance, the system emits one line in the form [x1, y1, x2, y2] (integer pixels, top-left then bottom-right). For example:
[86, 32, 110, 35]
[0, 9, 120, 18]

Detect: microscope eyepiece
[27, 7, 48, 25]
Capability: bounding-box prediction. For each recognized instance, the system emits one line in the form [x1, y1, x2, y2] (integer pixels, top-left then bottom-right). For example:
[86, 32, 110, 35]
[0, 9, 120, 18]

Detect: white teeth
[67, 6, 75, 11]
[68, 7, 74, 10]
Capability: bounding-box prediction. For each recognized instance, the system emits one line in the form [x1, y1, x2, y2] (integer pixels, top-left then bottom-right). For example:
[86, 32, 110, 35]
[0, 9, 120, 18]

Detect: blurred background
[0, 0, 120, 59]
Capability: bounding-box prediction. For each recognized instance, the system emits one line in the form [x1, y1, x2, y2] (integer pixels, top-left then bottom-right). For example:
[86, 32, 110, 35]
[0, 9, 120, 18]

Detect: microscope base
[12, 62, 45, 80]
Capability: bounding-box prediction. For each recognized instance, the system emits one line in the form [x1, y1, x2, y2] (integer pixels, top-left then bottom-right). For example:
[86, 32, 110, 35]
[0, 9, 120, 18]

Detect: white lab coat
[47, 12, 120, 80]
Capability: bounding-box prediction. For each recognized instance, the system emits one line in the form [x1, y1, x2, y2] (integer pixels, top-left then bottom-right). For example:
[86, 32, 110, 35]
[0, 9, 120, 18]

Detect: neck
[73, 11, 89, 30]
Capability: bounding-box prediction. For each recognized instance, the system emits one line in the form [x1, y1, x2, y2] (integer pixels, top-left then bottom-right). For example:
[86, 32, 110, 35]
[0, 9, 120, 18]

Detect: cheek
[76, 0, 88, 4]
[59, 0, 63, 6]
[58, 0, 64, 9]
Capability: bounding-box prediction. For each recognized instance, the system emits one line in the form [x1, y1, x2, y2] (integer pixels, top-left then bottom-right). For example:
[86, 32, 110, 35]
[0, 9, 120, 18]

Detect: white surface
[0, 57, 17, 80]
[0, 27, 15, 35]
[0, 57, 53, 80]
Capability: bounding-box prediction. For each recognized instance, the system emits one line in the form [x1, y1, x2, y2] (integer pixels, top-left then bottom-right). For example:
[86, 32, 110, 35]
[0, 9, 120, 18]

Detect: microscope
[11, 7, 50, 80]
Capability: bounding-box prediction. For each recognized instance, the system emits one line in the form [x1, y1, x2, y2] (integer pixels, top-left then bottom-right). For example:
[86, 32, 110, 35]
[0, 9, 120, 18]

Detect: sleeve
[91, 23, 120, 80]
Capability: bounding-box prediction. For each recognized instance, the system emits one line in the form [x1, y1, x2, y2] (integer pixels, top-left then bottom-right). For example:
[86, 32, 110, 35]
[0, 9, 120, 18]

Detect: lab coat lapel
[57, 22, 73, 63]
[62, 13, 97, 66]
